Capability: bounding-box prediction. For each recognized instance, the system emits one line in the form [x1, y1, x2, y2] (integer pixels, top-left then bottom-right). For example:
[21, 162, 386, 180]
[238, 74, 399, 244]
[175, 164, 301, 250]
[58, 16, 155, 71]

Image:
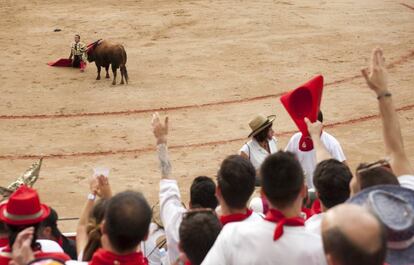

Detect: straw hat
[248, 114, 276, 138]
[348, 185, 414, 265]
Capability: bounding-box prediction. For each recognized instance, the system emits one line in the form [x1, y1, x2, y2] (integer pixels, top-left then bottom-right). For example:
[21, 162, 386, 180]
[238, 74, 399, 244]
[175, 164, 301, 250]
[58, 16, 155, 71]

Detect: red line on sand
[1, 103, 413, 160]
[0, 50, 413, 121]
[400, 3, 414, 11]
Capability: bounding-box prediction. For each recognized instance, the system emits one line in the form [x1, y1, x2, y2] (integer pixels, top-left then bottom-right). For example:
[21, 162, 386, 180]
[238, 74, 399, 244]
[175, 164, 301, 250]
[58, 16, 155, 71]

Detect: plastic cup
[93, 167, 110, 178]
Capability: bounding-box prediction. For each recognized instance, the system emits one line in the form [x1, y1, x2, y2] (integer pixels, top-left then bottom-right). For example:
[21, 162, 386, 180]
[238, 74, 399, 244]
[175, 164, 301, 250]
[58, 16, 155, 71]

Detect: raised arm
[152, 112, 172, 179]
[361, 48, 413, 176]
[76, 174, 112, 255]
[305, 118, 332, 163]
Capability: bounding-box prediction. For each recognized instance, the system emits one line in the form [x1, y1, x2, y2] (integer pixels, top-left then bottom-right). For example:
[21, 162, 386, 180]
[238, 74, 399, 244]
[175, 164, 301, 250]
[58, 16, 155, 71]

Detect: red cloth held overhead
[280, 75, 324, 151]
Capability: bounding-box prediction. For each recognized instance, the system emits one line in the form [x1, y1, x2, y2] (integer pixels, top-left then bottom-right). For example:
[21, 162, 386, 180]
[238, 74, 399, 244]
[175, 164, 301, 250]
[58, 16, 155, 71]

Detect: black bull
[87, 40, 128, 85]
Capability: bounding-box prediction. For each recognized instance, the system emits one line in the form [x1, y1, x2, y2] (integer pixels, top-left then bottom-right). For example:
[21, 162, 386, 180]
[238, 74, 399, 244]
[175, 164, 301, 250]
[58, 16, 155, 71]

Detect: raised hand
[96, 174, 112, 199]
[361, 48, 388, 95]
[152, 112, 169, 145]
[11, 227, 35, 265]
[304, 117, 322, 140]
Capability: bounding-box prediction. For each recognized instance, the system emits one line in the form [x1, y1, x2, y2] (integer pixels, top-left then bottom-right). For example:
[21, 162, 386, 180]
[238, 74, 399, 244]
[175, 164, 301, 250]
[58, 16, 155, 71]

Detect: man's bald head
[321, 204, 387, 265]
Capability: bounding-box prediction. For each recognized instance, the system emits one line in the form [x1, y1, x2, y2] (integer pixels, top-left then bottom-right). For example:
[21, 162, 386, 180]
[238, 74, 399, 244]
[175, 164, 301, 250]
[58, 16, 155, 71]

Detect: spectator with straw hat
[240, 114, 278, 185]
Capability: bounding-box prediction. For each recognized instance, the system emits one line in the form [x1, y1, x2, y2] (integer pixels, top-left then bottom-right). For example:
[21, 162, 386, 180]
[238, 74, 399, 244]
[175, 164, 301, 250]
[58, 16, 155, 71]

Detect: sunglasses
[356, 159, 391, 174]
[183, 208, 217, 218]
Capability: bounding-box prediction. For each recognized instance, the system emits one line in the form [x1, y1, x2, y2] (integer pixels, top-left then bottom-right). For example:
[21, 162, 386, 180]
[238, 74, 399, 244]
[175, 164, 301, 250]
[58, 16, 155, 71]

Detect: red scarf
[220, 209, 253, 225]
[311, 199, 322, 215]
[0, 238, 8, 248]
[89, 248, 148, 265]
[264, 209, 305, 240]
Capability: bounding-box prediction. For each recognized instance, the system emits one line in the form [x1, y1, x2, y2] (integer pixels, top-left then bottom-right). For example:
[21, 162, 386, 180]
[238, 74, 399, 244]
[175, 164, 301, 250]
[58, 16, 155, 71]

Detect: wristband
[377, 92, 392, 100]
[87, 193, 96, 201]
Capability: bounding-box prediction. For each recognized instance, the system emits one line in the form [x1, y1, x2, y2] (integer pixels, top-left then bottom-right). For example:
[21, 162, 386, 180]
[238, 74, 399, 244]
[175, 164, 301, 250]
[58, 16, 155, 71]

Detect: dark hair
[190, 176, 218, 209]
[253, 124, 272, 143]
[217, 155, 256, 209]
[75, 34, 80, 39]
[0, 221, 8, 235]
[179, 211, 222, 265]
[356, 164, 399, 190]
[313, 160, 352, 209]
[7, 224, 40, 250]
[261, 151, 304, 209]
[322, 226, 387, 265]
[318, 111, 323, 122]
[39, 207, 61, 239]
[104, 191, 152, 253]
[83, 199, 109, 261]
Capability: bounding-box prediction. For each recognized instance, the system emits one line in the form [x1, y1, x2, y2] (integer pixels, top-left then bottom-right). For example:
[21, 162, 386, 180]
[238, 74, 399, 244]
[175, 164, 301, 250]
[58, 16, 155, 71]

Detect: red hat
[280, 75, 324, 151]
[0, 185, 50, 226]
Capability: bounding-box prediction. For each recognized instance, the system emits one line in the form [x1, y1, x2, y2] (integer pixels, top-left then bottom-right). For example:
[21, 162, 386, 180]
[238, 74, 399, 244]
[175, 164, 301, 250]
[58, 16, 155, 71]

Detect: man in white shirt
[360, 47, 414, 190]
[202, 151, 326, 265]
[285, 111, 346, 189]
[216, 155, 262, 225]
[306, 159, 352, 235]
[152, 113, 218, 264]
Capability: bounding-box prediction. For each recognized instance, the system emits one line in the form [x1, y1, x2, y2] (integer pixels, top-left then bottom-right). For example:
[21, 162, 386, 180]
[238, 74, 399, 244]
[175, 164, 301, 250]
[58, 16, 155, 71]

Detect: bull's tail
[121, 65, 128, 84]
[121, 48, 128, 84]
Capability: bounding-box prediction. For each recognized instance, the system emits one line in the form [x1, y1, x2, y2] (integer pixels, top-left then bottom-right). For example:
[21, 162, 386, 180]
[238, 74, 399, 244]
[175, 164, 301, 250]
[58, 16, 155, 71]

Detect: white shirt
[285, 131, 346, 189]
[398, 175, 414, 190]
[141, 223, 166, 265]
[305, 213, 324, 236]
[37, 239, 64, 253]
[159, 179, 186, 264]
[201, 218, 327, 265]
[240, 137, 278, 170]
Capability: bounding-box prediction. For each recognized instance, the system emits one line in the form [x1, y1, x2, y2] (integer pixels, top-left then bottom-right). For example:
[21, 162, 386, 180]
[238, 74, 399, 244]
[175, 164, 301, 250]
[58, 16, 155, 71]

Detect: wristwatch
[87, 193, 96, 201]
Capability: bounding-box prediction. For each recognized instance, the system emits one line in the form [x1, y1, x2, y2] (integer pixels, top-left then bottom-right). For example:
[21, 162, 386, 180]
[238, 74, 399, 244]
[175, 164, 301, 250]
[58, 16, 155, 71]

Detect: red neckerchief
[311, 199, 322, 215]
[220, 209, 253, 226]
[0, 238, 8, 248]
[89, 248, 148, 265]
[185, 261, 192, 265]
[301, 207, 314, 220]
[264, 209, 305, 240]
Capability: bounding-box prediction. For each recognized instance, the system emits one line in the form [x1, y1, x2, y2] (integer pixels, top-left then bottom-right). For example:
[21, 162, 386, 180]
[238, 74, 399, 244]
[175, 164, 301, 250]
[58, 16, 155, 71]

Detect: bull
[87, 40, 128, 85]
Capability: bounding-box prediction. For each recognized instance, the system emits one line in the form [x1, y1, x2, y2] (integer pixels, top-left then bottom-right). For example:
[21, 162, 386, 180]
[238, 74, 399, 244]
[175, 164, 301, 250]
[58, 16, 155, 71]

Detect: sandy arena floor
[0, 0, 413, 232]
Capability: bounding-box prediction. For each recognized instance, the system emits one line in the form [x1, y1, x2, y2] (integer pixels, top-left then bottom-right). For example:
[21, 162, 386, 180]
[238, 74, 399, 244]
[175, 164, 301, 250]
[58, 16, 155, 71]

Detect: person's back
[202, 218, 325, 265]
[202, 151, 326, 265]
